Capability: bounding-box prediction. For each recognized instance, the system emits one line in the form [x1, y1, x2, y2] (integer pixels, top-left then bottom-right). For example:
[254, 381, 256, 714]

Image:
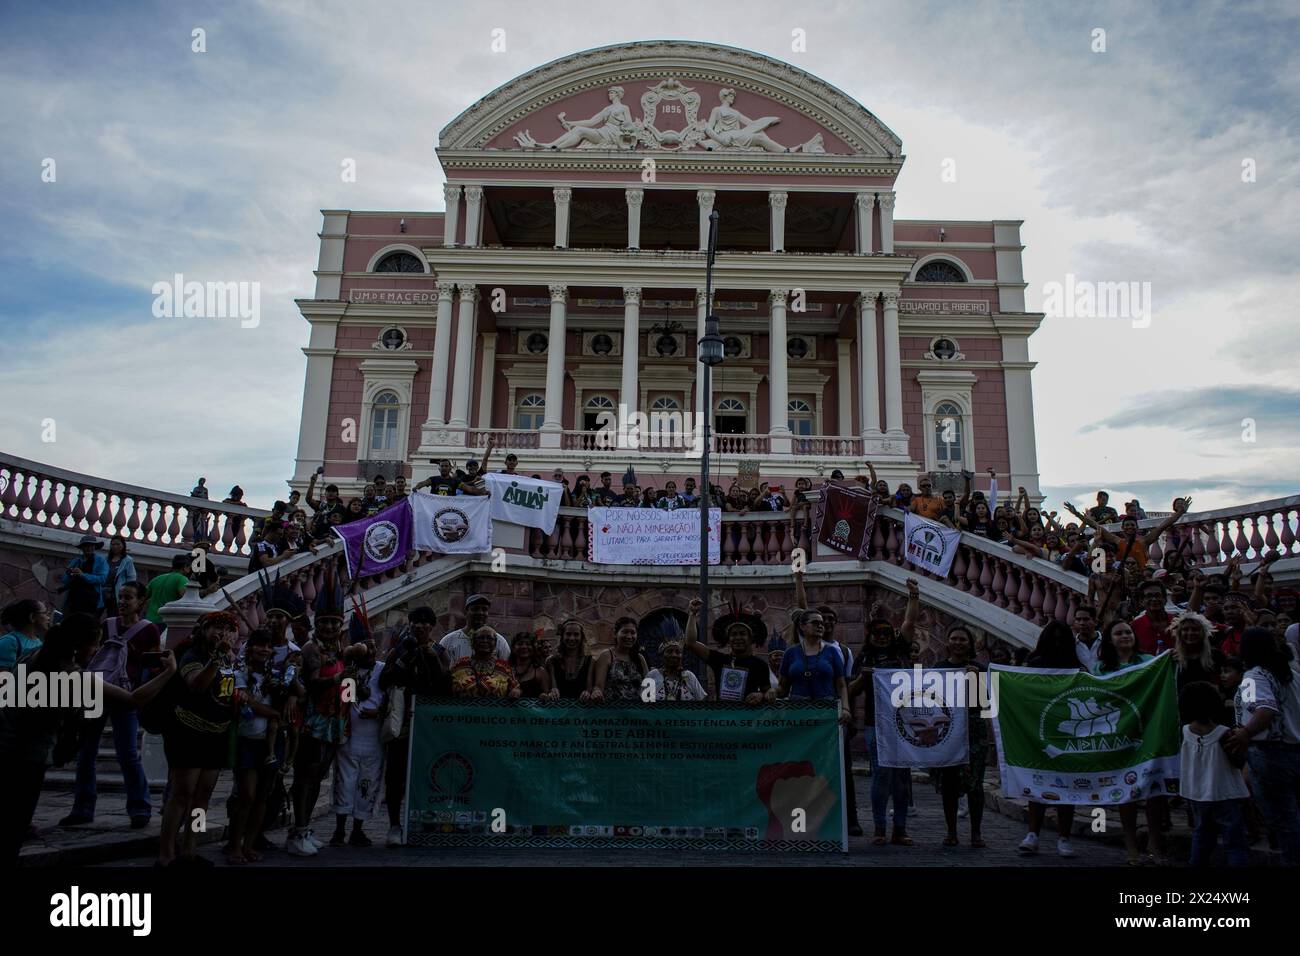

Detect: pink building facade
[292, 41, 1042, 496]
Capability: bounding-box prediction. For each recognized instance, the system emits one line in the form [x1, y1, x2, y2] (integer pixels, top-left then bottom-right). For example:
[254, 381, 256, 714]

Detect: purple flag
[332, 498, 413, 578]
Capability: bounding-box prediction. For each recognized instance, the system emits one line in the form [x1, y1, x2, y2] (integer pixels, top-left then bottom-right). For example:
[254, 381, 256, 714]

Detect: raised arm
[1140, 497, 1190, 546]
[682, 597, 711, 662]
[794, 569, 808, 611]
[865, 461, 878, 487]
[899, 577, 920, 642]
[1064, 502, 1118, 544]
[985, 467, 999, 511]
[305, 470, 322, 511]
[958, 471, 973, 512]
[478, 435, 497, 474]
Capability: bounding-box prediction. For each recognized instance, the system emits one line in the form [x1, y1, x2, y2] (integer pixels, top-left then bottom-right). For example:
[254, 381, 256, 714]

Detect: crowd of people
[1, 462, 1297, 868]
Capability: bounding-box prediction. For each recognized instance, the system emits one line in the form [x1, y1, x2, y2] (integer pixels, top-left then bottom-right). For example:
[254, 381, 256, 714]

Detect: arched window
[787, 399, 813, 436]
[649, 395, 681, 439]
[934, 401, 964, 465]
[516, 393, 545, 430]
[584, 394, 616, 430]
[373, 251, 424, 273]
[716, 398, 746, 413]
[369, 390, 401, 453]
[915, 260, 966, 282]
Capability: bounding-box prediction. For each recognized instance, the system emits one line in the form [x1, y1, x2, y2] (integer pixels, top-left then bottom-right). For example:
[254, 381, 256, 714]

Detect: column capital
[622, 287, 641, 305]
[553, 186, 572, 204]
[443, 183, 463, 203]
[877, 191, 895, 211]
[768, 191, 788, 208]
[697, 189, 716, 207]
[857, 291, 880, 310]
[436, 281, 456, 300]
[548, 284, 568, 304]
[625, 187, 644, 206]
[463, 185, 484, 202]
[855, 192, 876, 210]
[458, 286, 480, 305]
[769, 288, 790, 305]
[695, 288, 711, 309]
[882, 290, 900, 309]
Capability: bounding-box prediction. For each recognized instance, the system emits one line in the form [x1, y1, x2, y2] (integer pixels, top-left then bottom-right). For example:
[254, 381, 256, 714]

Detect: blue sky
[2, 0, 1297, 510]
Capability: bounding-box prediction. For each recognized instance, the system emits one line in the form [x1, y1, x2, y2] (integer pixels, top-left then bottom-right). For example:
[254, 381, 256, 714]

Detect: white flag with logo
[411, 492, 493, 554]
[902, 513, 962, 577]
[484, 472, 562, 534]
[873, 669, 970, 769]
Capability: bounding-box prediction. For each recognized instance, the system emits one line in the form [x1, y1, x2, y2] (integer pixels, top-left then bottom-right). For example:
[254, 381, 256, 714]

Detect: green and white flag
[485, 472, 562, 534]
[990, 653, 1180, 806]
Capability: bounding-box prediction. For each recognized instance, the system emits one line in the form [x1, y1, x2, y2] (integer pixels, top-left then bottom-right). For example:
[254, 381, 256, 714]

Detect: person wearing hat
[60, 535, 110, 616]
[612, 480, 639, 508]
[439, 594, 510, 662]
[683, 598, 771, 702]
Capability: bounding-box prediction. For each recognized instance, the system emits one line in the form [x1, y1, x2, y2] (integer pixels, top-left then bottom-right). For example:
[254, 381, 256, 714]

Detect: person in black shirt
[613, 482, 639, 507]
[363, 475, 391, 514]
[683, 598, 770, 702]
[1087, 491, 1120, 525]
[417, 460, 462, 496]
[590, 472, 617, 506]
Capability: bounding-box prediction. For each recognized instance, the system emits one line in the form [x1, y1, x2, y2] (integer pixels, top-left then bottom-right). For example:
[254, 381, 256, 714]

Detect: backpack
[87, 618, 151, 690]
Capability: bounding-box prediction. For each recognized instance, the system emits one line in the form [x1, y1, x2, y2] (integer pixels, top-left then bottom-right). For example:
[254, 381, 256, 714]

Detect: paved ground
[90, 770, 1137, 868]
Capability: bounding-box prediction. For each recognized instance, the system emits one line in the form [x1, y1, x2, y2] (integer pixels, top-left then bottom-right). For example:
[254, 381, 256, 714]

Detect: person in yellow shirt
[910, 474, 947, 521]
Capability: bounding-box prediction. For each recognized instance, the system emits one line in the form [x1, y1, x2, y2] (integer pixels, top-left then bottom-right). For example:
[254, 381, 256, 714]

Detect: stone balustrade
[1100, 495, 1300, 568]
[0, 452, 268, 557]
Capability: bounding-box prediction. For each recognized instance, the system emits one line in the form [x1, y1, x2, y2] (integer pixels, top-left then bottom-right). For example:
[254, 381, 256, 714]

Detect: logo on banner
[906, 523, 948, 566]
[501, 480, 550, 510]
[429, 752, 475, 803]
[830, 519, 852, 548]
[893, 704, 955, 749]
[1040, 689, 1141, 757]
[362, 520, 400, 564]
[433, 506, 471, 543]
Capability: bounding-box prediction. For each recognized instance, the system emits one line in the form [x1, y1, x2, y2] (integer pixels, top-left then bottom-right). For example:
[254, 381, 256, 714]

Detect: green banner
[990, 653, 1181, 806]
[405, 699, 845, 852]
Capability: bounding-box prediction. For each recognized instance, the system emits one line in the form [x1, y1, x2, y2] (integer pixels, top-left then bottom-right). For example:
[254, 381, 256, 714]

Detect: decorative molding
[581, 330, 621, 357]
[625, 188, 644, 206]
[769, 191, 788, 208]
[553, 187, 572, 203]
[622, 286, 642, 305]
[548, 284, 568, 303]
[373, 325, 413, 352]
[463, 185, 484, 202]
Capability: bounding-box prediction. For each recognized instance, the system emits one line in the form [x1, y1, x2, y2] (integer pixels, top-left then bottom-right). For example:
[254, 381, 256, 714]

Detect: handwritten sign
[587, 507, 721, 565]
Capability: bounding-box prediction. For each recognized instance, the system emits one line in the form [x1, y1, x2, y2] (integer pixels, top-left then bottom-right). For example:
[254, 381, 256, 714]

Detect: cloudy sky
[3, 0, 1297, 511]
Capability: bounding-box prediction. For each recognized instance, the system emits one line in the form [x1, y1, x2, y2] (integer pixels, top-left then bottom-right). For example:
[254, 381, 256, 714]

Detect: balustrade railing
[0, 453, 268, 557]
[1100, 495, 1300, 568]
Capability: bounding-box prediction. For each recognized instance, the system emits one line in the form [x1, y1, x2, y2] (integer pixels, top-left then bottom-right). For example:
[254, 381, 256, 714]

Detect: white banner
[873, 669, 970, 769]
[902, 513, 962, 577]
[587, 507, 721, 565]
[485, 472, 563, 534]
[411, 492, 493, 554]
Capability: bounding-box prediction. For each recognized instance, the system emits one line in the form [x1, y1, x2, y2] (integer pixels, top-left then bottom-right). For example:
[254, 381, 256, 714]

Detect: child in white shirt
[1179, 681, 1249, 866]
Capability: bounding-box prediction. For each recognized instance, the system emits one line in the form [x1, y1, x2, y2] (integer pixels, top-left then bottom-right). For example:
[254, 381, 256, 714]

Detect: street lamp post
[697, 210, 723, 647]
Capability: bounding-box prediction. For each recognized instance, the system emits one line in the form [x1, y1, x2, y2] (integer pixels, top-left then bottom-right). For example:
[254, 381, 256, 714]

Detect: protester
[227, 629, 281, 864]
[145, 554, 192, 626]
[1065, 497, 1189, 570]
[1180, 681, 1249, 866]
[1017, 620, 1082, 858]
[646, 638, 707, 701]
[1, 616, 176, 864]
[547, 619, 594, 700]
[60, 534, 109, 616]
[330, 642, 385, 847]
[848, 582, 918, 846]
[509, 632, 553, 698]
[683, 600, 771, 702]
[157, 610, 240, 867]
[0, 599, 49, 670]
[223, 486, 246, 506]
[450, 627, 521, 698]
[62, 581, 160, 829]
[440, 594, 511, 661]
[102, 535, 137, 618]
[379, 607, 450, 846]
[1172, 611, 1224, 692]
[933, 623, 988, 848]
[592, 617, 648, 702]
[1226, 626, 1300, 866]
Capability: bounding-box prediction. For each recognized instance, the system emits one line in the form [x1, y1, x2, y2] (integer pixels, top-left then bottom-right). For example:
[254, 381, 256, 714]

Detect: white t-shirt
[234, 670, 272, 739]
[1074, 633, 1101, 672]
[1235, 664, 1300, 744]
[646, 668, 707, 701]
[1286, 623, 1299, 664]
[440, 627, 511, 664]
[1179, 725, 1248, 802]
[344, 661, 385, 754]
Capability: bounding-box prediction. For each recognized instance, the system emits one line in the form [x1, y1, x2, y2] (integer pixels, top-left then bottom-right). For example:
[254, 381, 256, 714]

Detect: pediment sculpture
[513, 81, 827, 153]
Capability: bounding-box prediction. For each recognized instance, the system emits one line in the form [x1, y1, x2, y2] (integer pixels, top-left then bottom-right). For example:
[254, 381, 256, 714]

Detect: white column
[697, 190, 716, 251]
[292, 318, 338, 482]
[858, 294, 882, 438]
[882, 291, 904, 436]
[446, 287, 479, 432]
[463, 185, 484, 247]
[425, 281, 456, 426]
[836, 339, 852, 437]
[878, 191, 895, 254]
[626, 188, 643, 250]
[695, 288, 709, 428]
[1002, 332, 1042, 498]
[621, 287, 640, 423]
[442, 184, 461, 248]
[768, 289, 792, 453]
[540, 284, 567, 448]
[769, 191, 787, 252]
[476, 332, 497, 429]
[553, 187, 571, 248]
[855, 192, 875, 254]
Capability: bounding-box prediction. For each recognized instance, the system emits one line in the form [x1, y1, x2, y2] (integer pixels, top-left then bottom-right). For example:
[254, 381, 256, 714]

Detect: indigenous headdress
[710, 596, 767, 648]
[313, 560, 347, 621]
